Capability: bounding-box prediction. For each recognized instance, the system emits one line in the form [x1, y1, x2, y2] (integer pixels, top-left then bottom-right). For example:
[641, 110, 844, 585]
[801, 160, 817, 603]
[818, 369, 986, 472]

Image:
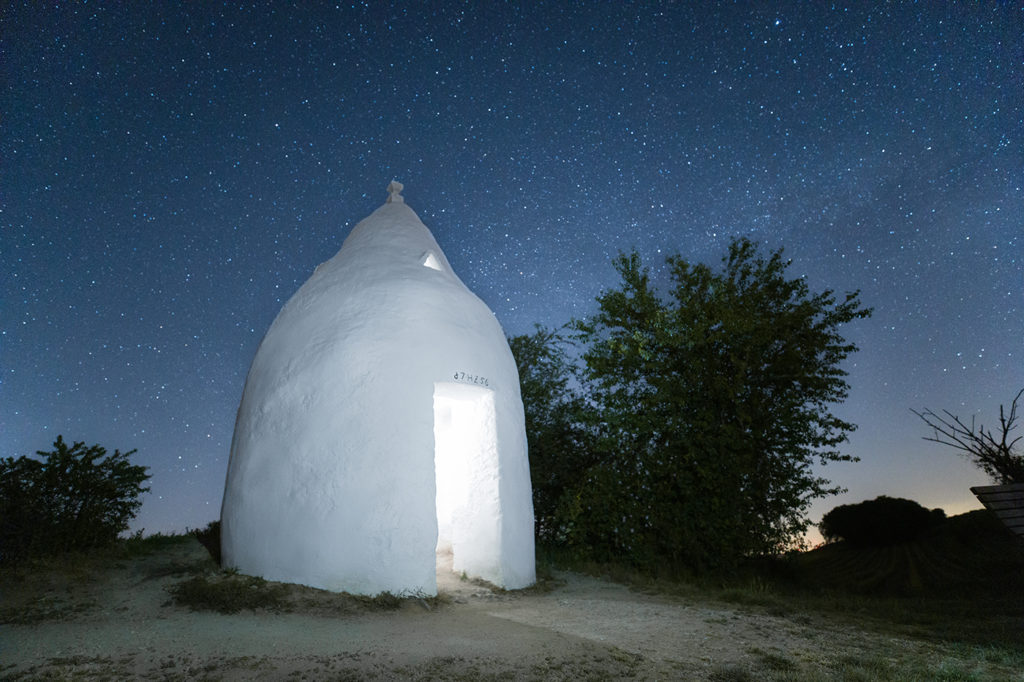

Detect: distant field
[771, 509, 1024, 648]
[790, 509, 1023, 594]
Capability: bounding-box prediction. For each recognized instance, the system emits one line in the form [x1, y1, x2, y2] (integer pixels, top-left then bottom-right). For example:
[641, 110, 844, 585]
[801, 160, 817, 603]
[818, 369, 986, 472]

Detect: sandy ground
[0, 539, 960, 680]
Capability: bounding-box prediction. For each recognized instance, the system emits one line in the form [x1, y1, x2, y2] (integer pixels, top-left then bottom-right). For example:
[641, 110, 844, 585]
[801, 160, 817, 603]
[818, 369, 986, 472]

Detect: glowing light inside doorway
[433, 382, 499, 576]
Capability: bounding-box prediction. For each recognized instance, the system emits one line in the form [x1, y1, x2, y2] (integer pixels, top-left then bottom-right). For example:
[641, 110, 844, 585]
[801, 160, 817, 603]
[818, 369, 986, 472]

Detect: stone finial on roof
[386, 180, 405, 204]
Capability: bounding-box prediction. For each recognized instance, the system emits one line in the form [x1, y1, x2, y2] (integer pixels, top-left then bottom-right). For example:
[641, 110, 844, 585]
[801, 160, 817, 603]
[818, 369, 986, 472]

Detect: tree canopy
[508, 326, 595, 543]
[0, 436, 150, 562]
[541, 237, 873, 571]
[820, 496, 946, 546]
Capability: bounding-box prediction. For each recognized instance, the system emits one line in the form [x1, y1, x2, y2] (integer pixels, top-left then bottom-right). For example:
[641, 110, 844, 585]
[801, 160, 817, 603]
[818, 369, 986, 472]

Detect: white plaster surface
[221, 184, 535, 596]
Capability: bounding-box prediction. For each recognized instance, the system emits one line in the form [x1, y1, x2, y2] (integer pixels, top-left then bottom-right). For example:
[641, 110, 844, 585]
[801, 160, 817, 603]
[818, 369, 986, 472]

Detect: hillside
[791, 509, 1024, 597]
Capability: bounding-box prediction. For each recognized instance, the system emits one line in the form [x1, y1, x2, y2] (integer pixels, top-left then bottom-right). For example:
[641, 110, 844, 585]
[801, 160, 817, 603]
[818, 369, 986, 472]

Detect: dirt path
[0, 539, 969, 680]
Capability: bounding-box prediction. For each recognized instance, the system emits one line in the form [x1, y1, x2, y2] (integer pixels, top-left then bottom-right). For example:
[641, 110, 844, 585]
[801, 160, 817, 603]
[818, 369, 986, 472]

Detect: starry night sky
[3, 3, 1022, 540]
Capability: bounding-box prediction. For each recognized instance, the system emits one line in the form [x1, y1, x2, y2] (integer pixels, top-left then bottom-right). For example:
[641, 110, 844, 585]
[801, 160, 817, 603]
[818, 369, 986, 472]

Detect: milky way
[3, 3, 1021, 536]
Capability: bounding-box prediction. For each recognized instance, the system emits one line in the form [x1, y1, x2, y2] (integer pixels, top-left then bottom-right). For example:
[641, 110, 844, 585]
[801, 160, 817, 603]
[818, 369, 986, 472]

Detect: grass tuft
[707, 664, 755, 681]
[355, 591, 403, 610]
[167, 573, 287, 614]
[749, 647, 797, 673]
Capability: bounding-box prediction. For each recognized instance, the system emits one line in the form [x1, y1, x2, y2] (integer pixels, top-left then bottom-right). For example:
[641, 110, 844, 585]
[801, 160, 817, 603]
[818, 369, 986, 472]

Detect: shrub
[820, 496, 945, 546]
[191, 520, 221, 565]
[0, 436, 150, 562]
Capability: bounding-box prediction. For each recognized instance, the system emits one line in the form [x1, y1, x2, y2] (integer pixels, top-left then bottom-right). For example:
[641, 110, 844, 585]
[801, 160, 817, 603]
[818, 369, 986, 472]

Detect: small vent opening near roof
[422, 251, 443, 271]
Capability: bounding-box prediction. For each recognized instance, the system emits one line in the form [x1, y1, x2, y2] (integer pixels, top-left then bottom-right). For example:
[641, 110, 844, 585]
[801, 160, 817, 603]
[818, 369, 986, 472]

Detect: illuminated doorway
[433, 382, 500, 581]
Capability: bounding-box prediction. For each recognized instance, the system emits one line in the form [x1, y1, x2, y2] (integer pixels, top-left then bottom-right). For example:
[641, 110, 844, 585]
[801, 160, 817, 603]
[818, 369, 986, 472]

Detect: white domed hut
[221, 182, 535, 595]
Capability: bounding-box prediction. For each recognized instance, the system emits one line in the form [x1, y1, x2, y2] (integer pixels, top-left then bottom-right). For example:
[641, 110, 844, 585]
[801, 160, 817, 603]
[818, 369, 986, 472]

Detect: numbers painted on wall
[453, 371, 489, 387]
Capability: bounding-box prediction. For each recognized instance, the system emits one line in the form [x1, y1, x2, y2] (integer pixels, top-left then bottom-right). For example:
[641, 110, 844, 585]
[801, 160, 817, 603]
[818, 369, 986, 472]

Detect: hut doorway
[433, 382, 499, 582]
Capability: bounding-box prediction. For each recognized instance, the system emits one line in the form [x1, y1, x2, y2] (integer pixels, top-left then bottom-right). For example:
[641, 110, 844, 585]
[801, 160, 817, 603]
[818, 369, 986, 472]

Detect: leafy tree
[0, 436, 150, 562]
[508, 326, 596, 543]
[912, 388, 1024, 484]
[820, 496, 946, 546]
[570, 237, 871, 571]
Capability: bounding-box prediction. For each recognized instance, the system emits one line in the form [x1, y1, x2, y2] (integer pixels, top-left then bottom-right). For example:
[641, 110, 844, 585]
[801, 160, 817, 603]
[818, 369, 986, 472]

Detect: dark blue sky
[3, 2, 1021, 538]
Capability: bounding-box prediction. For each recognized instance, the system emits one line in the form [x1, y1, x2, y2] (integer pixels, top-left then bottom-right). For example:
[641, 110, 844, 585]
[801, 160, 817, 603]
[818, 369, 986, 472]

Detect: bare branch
[912, 388, 1024, 485]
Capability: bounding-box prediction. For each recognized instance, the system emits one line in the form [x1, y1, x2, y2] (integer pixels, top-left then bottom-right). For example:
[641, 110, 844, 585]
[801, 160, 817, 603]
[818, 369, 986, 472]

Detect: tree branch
[912, 388, 1024, 485]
